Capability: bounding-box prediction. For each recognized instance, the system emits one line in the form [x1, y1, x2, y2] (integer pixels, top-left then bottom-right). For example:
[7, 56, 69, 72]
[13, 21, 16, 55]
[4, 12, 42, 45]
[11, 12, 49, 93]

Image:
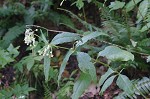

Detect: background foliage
[0, 0, 150, 99]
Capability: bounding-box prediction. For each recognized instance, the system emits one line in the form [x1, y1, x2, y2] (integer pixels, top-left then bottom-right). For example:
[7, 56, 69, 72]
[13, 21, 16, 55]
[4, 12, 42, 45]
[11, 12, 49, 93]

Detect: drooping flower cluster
[24, 28, 36, 46]
[24, 28, 54, 57]
[38, 45, 54, 57]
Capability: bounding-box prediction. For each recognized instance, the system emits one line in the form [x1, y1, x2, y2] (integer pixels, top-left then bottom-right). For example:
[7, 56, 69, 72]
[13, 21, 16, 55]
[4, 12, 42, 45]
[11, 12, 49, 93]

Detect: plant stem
[82, 7, 87, 21]
[26, 25, 66, 33]
[53, 45, 70, 50]
[27, 23, 150, 56]
[92, 58, 110, 68]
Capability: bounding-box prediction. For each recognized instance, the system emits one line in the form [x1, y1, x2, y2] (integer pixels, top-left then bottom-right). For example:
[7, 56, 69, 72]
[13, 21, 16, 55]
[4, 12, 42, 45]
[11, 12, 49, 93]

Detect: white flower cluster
[24, 28, 54, 57]
[38, 45, 54, 57]
[24, 28, 36, 46]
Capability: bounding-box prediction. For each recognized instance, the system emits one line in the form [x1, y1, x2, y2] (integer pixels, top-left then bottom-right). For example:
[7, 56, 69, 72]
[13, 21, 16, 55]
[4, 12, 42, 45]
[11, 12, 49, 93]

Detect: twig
[27, 24, 150, 56]
[26, 25, 66, 33]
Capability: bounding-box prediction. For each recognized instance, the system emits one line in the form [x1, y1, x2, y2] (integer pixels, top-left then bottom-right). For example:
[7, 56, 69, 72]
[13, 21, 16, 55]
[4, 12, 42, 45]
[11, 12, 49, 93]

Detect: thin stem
[34, 34, 43, 41]
[82, 7, 87, 21]
[53, 44, 116, 71]
[92, 58, 120, 74]
[26, 25, 66, 33]
[29, 24, 150, 56]
[91, 58, 110, 68]
[53, 45, 70, 50]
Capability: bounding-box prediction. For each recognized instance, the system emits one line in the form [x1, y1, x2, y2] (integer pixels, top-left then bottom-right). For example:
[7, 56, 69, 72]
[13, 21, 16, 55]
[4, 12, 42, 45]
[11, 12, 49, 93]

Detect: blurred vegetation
[0, 0, 150, 99]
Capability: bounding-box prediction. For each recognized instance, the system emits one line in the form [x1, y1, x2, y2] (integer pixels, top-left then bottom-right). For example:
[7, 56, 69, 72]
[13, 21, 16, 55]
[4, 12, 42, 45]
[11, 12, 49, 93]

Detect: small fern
[43, 84, 52, 99]
[2, 25, 25, 47]
[114, 77, 150, 99]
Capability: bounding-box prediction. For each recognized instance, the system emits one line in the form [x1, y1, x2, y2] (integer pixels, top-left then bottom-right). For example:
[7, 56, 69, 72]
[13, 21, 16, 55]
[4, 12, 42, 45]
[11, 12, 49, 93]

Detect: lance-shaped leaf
[100, 75, 116, 95]
[76, 31, 108, 47]
[137, 0, 149, 23]
[99, 68, 114, 86]
[125, 0, 141, 12]
[44, 55, 50, 82]
[58, 49, 74, 84]
[50, 32, 81, 45]
[98, 46, 134, 61]
[116, 74, 134, 94]
[40, 29, 48, 44]
[77, 52, 97, 82]
[72, 73, 91, 99]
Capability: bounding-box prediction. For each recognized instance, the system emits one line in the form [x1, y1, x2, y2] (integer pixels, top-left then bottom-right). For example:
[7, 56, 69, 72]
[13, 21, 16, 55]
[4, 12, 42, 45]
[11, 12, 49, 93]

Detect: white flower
[38, 45, 52, 56]
[50, 54, 54, 57]
[24, 28, 36, 46]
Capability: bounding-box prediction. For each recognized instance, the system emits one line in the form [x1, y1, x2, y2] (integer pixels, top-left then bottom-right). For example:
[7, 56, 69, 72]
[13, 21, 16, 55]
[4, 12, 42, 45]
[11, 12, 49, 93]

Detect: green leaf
[50, 32, 81, 45]
[109, 1, 125, 11]
[116, 74, 134, 94]
[15, 62, 23, 72]
[21, 84, 35, 95]
[98, 46, 134, 61]
[12, 84, 22, 97]
[0, 49, 14, 67]
[147, 56, 150, 63]
[99, 68, 114, 86]
[22, 56, 35, 71]
[27, 58, 34, 71]
[125, 0, 141, 12]
[0, 89, 12, 98]
[58, 49, 74, 84]
[75, 0, 84, 10]
[76, 31, 108, 47]
[7, 44, 19, 58]
[44, 55, 51, 82]
[34, 56, 43, 61]
[12, 84, 35, 97]
[72, 73, 91, 99]
[100, 75, 116, 95]
[140, 22, 150, 32]
[77, 52, 97, 82]
[40, 29, 48, 44]
[137, 0, 149, 23]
